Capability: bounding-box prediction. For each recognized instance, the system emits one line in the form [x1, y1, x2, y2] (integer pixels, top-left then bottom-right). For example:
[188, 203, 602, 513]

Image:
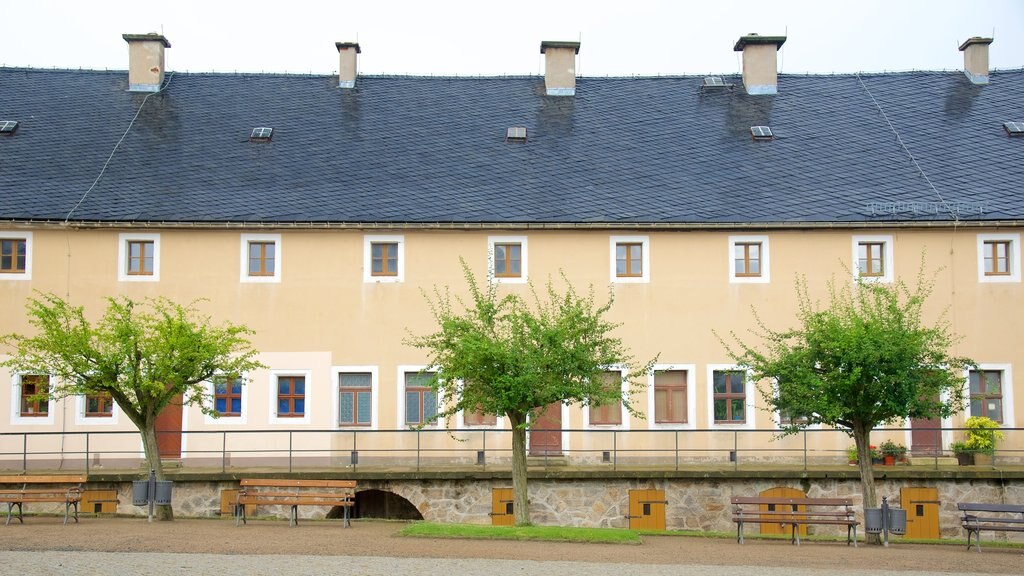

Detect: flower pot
[973, 453, 993, 466]
[956, 453, 974, 466]
[883, 455, 895, 466]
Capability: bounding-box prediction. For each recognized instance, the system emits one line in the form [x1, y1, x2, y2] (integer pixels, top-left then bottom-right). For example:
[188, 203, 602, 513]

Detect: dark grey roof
[1, 67, 1022, 226]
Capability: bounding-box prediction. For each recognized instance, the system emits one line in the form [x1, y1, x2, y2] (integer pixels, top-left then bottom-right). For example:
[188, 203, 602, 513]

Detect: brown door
[901, 487, 940, 539]
[910, 416, 942, 455]
[759, 487, 807, 537]
[529, 402, 562, 456]
[490, 488, 514, 526]
[155, 394, 183, 459]
[628, 489, 667, 530]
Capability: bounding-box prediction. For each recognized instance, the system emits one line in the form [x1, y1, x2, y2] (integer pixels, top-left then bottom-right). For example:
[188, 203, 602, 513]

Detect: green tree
[721, 269, 972, 542]
[1, 294, 264, 520]
[407, 261, 655, 525]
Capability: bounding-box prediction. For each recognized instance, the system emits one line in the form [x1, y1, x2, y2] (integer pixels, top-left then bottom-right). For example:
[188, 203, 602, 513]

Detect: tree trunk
[507, 411, 530, 526]
[141, 422, 174, 521]
[853, 424, 878, 544]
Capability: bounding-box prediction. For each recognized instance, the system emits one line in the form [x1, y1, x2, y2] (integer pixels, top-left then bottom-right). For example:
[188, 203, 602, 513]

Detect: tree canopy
[1, 293, 264, 519]
[721, 267, 973, 538]
[407, 260, 655, 525]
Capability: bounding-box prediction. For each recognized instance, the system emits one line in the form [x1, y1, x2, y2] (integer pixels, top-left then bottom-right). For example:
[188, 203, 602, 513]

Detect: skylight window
[505, 127, 527, 143]
[0, 120, 19, 134]
[1005, 122, 1024, 136]
[704, 76, 725, 87]
[250, 127, 273, 141]
[750, 126, 773, 140]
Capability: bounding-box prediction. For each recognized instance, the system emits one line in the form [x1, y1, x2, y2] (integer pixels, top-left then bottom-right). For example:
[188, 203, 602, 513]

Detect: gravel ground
[1, 516, 1021, 576]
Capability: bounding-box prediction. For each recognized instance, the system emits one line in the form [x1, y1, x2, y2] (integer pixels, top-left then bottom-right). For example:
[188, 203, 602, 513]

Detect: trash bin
[132, 480, 150, 506]
[864, 508, 883, 534]
[889, 508, 907, 535]
[154, 481, 173, 505]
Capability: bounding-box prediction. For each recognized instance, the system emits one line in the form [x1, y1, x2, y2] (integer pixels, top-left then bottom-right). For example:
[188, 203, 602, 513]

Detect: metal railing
[0, 426, 1020, 474]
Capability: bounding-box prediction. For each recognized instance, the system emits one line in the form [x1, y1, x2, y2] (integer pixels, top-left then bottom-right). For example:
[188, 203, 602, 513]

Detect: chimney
[336, 42, 361, 89]
[733, 33, 787, 95]
[959, 37, 993, 85]
[122, 33, 171, 93]
[540, 41, 580, 96]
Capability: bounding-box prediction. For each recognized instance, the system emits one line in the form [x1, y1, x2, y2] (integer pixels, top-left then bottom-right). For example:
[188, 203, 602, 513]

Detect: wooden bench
[958, 502, 1024, 552]
[235, 479, 355, 527]
[731, 496, 859, 546]
[0, 474, 86, 526]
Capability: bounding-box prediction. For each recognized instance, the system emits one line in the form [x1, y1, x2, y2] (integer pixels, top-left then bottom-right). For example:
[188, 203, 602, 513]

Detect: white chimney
[959, 37, 993, 85]
[733, 33, 787, 95]
[336, 42, 361, 89]
[122, 33, 171, 93]
[540, 41, 580, 96]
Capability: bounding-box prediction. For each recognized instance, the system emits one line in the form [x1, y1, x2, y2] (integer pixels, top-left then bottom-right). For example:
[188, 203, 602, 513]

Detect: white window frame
[487, 235, 528, 284]
[851, 234, 893, 283]
[646, 364, 696, 430]
[963, 363, 1014, 428]
[456, 399, 505, 430]
[769, 380, 820, 431]
[609, 235, 650, 284]
[75, 393, 121, 426]
[240, 233, 282, 283]
[977, 233, 1021, 283]
[582, 366, 630, 430]
[117, 232, 161, 282]
[364, 235, 405, 283]
[728, 235, 770, 284]
[706, 364, 756, 430]
[0, 231, 32, 280]
[203, 374, 249, 425]
[333, 365, 379, 430]
[397, 365, 442, 428]
[268, 370, 312, 425]
[10, 373, 56, 426]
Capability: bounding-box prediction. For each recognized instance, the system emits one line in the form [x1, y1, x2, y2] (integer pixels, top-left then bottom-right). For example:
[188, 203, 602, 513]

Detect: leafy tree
[407, 260, 655, 525]
[721, 268, 973, 542]
[1, 294, 264, 520]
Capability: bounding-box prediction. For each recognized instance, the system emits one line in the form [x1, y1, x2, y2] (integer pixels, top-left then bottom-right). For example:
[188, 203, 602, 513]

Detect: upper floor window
[85, 392, 114, 418]
[276, 376, 305, 418]
[712, 370, 747, 425]
[19, 375, 49, 417]
[851, 235, 893, 283]
[488, 236, 528, 283]
[404, 371, 437, 426]
[364, 235, 405, 283]
[653, 370, 687, 424]
[1, 233, 31, 278]
[118, 233, 160, 282]
[213, 375, 243, 417]
[977, 234, 1020, 283]
[610, 236, 650, 283]
[240, 234, 281, 283]
[969, 369, 1003, 423]
[339, 372, 373, 427]
[729, 236, 770, 283]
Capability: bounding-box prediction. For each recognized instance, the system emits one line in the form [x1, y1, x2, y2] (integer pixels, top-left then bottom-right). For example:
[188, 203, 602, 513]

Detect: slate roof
[1, 67, 1022, 226]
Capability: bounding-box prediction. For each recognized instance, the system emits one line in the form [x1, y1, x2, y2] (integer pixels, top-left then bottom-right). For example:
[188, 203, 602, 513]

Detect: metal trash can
[864, 508, 883, 534]
[889, 508, 907, 535]
[132, 480, 150, 506]
[154, 481, 173, 505]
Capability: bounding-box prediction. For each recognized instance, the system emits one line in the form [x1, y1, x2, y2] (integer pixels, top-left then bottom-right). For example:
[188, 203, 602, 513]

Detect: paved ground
[1, 517, 1021, 576]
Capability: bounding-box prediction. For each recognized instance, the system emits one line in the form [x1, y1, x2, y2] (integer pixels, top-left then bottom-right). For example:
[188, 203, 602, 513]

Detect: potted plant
[846, 445, 858, 465]
[879, 440, 907, 465]
[963, 416, 1004, 466]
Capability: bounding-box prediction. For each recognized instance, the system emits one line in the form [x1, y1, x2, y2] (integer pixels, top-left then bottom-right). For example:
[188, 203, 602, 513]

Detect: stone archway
[327, 489, 423, 521]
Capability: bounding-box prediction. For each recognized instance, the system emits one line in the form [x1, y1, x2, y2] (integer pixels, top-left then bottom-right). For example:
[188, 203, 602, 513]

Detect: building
[1, 33, 1022, 477]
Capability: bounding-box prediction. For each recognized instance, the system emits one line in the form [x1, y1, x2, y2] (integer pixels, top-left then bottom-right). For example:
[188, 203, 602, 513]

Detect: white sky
[2, 0, 1022, 76]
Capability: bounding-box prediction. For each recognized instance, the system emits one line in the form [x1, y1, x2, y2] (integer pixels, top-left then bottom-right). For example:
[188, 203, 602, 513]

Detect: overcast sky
[2, 0, 1022, 76]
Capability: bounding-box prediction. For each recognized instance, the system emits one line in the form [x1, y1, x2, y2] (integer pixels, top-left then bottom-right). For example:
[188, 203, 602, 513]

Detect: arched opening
[327, 489, 423, 521]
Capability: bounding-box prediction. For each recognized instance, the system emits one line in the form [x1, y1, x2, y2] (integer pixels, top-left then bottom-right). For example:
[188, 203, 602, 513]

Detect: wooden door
[758, 487, 807, 537]
[910, 416, 942, 455]
[490, 488, 514, 526]
[529, 402, 562, 456]
[155, 394, 183, 459]
[901, 487, 940, 539]
[628, 489, 666, 530]
[81, 490, 118, 514]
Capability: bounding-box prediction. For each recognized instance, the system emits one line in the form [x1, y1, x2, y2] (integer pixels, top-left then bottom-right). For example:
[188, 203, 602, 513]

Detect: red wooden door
[911, 417, 941, 455]
[155, 395, 183, 459]
[529, 402, 562, 456]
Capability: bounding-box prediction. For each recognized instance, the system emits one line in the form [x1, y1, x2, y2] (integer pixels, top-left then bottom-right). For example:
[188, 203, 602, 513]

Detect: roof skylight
[750, 126, 773, 140]
[704, 76, 725, 87]
[1005, 122, 1024, 136]
[0, 120, 19, 134]
[250, 127, 273, 141]
[505, 127, 528, 142]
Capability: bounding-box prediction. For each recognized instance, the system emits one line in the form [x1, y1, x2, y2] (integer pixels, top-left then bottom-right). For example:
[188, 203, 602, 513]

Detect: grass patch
[400, 522, 642, 544]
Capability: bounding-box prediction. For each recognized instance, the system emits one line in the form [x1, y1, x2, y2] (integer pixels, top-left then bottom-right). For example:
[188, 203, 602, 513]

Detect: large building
[1, 33, 1021, 471]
